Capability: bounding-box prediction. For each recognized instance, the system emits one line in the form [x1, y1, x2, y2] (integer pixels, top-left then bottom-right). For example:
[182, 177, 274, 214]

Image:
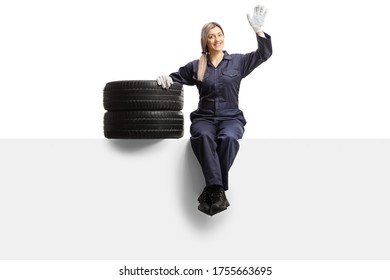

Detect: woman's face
[206, 26, 224, 53]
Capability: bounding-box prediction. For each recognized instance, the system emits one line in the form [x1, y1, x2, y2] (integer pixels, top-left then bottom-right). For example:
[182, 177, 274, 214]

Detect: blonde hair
[197, 22, 224, 82]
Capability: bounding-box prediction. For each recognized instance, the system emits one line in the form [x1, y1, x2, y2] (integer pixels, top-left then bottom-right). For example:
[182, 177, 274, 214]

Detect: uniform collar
[205, 50, 232, 60]
[223, 50, 232, 60]
[206, 51, 232, 66]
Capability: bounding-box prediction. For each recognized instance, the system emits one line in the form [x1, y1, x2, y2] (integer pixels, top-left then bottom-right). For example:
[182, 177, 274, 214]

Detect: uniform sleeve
[169, 61, 197, 86]
[241, 33, 273, 78]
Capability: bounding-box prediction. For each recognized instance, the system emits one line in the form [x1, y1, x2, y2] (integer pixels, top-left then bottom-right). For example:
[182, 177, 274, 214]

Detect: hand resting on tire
[156, 75, 173, 89]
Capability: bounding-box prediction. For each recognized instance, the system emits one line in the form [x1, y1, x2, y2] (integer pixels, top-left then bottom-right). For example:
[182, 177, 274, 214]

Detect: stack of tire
[103, 80, 184, 139]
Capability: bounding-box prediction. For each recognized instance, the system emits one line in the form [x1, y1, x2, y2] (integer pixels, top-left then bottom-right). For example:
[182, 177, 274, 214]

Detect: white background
[1, 0, 389, 139]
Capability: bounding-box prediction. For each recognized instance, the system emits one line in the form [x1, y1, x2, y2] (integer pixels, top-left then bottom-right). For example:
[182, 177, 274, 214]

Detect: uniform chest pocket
[222, 69, 239, 78]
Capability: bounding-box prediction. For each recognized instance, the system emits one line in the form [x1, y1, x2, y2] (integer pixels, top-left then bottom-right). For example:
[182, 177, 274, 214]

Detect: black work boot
[197, 187, 212, 215]
[209, 186, 230, 216]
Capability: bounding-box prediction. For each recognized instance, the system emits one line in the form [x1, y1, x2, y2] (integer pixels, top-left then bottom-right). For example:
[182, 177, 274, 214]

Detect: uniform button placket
[214, 68, 218, 113]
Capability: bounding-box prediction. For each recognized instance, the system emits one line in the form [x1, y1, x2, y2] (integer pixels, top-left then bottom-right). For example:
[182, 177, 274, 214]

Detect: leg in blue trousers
[190, 118, 244, 190]
[216, 119, 245, 190]
[190, 118, 244, 216]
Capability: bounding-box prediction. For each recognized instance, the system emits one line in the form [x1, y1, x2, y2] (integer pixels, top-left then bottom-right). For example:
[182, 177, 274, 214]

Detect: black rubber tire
[104, 111, 184, 139]
[103, 80, 184, 111]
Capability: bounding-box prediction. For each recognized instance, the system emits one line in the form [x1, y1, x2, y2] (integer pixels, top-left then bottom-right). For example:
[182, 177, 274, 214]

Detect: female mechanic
[157, 5, 272, 216]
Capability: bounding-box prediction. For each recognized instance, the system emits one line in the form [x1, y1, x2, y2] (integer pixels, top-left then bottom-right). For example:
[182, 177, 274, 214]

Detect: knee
[217, 133, 239, 145]
[218, 125, 243, 141]
[192, 131, 215, 143]
[190, 125, 215, 140]
[218, 123, 244, 142]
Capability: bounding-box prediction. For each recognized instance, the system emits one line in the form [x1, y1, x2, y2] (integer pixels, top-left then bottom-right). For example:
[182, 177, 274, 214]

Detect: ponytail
[197, 53, 208, 82]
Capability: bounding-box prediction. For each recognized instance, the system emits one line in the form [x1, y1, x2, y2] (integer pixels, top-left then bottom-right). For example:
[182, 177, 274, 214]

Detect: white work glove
[247, 5, 268, 33]
[156, 75, 173, 89]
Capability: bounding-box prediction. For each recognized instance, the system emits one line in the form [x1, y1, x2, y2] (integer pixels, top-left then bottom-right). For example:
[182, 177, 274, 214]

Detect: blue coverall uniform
[170, 33, 272, 190]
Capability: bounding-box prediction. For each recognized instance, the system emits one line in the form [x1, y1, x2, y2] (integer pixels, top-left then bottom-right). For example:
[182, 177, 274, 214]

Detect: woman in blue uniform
[157, 5, 272, 216]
